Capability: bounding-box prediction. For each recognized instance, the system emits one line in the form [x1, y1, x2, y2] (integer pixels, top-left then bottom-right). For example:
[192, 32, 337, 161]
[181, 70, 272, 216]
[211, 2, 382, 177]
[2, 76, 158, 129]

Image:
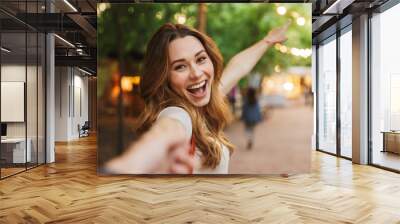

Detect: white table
[1, 138, 31, 163]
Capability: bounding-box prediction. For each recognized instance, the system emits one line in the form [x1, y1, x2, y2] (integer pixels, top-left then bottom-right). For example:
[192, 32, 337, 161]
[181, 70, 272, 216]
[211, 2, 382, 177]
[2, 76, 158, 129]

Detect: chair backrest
[82, 121, 90, 129]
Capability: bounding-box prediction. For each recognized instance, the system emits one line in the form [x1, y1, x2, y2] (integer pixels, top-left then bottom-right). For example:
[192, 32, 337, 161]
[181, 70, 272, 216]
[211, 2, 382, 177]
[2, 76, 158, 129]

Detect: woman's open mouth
[186, 80, 207, 98]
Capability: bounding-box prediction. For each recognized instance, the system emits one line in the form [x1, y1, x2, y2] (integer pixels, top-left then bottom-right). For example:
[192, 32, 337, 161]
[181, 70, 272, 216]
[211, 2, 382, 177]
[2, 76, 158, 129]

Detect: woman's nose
[189, 64, 203, 79]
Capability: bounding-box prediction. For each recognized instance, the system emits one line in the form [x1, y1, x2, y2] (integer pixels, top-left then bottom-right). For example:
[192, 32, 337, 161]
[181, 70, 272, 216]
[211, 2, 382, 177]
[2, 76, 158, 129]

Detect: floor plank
[0, 136, 400, 223]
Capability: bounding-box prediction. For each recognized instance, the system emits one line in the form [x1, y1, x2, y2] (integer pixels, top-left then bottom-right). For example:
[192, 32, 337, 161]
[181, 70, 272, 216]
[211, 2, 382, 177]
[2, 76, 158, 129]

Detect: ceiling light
[63, 0, 78, 12]
[1, 47, 11, 53]
[78, 67, 93, 76]
[322, 0, 354, 15]
[54, 34, 75, 48]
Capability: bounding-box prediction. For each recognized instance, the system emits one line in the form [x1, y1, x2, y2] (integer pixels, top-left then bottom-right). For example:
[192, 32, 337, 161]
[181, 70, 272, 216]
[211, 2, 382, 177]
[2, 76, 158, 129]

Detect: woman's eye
[174, 65, 186, 71]
[197, 56, 207, 64]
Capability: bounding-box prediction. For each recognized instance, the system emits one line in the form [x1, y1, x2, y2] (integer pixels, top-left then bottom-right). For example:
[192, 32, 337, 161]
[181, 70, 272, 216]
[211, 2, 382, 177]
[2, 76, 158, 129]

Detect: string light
[277, 6, 286, 15]
[297, 17, 306, 26]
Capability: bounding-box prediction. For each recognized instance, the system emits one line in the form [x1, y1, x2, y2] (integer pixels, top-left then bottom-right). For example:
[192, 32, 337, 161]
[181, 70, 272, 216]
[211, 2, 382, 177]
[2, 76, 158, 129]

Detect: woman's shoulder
[157, 106, 192, 138]
[158, 106, 189, 116]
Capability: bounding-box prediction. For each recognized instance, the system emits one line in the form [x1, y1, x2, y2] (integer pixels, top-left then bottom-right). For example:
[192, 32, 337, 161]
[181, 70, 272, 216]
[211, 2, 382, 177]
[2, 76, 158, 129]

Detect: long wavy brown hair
[136, 23, 234, 168]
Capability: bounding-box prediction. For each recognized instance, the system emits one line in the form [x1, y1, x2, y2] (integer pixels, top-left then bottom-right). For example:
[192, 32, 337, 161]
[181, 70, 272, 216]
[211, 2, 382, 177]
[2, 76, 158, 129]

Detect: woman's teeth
[188, 80, 206, 90]
[187, 80, 207, 95]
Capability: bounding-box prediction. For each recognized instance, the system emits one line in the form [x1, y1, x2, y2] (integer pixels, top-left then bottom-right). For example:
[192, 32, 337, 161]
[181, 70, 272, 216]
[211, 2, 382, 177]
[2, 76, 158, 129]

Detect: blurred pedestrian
[241, 87, 262, 150]
[228, 86, 237, 117]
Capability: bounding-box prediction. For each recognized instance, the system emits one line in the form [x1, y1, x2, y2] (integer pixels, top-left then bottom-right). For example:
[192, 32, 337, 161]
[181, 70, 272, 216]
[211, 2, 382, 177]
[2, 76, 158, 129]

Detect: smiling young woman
[105, 22, 289, 174]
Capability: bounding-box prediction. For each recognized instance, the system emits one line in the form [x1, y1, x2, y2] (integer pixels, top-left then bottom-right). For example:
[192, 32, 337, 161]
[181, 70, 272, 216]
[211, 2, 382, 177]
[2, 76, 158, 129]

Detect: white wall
[1, 65, 26, 81]
[55, 67, 69, 141]
[55, 67, 89, 141]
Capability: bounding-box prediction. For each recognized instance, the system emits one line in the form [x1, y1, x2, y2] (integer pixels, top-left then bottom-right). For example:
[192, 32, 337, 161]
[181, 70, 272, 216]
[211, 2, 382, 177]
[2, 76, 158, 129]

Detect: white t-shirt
[157, 106, 230, 174]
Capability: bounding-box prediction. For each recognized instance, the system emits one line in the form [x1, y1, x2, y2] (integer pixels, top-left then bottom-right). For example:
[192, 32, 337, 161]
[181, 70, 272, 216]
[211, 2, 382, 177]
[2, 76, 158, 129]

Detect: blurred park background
[97, 3, 312, 174]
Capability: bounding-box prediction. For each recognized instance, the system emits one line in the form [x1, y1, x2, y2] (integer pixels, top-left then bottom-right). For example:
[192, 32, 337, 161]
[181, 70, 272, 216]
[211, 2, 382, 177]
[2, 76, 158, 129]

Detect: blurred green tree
[98, 3, 311, 77]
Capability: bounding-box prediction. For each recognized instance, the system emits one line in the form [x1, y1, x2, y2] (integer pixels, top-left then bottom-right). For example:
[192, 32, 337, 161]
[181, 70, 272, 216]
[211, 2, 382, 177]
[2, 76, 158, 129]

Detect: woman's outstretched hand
[263, 20, 291, 45]
[165, 141, 196, 174]
[104, 117, 196, 174]
[105, 136, 195, 174]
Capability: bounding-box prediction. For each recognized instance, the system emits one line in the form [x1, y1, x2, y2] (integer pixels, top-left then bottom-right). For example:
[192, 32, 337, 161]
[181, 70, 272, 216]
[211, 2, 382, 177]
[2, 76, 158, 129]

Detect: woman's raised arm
[219, 21, 290, 95]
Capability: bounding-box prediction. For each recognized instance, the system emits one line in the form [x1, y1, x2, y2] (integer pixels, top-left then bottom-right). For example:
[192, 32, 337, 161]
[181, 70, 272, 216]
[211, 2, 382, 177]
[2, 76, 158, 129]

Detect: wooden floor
[1, 136, 400, 223]
[1, 167, 26, 178]
[1, 163, 44, 178]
